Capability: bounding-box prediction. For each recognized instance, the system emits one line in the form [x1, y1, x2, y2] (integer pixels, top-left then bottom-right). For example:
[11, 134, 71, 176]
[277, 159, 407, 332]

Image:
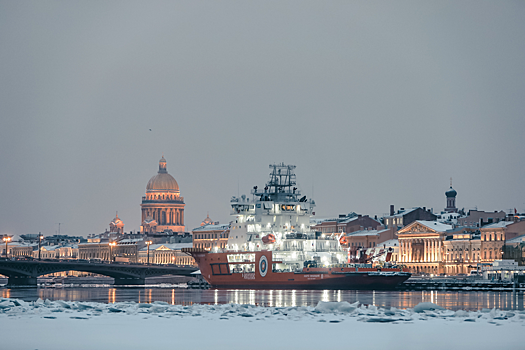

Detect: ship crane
[352, 246, 394, 265]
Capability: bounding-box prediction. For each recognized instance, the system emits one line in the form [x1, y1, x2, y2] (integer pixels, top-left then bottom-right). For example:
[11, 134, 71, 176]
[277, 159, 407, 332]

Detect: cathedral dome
[111, 213, 124, 227]
[146, 157, 180, 192]
[201, 213, 213, 226]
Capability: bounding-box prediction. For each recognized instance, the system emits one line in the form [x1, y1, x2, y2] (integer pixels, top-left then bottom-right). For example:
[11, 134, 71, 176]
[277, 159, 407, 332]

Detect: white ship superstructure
[226, 164, 346, 271]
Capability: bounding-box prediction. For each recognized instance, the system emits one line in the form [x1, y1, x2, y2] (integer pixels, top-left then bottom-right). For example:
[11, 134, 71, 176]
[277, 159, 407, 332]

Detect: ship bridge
[227, 164, 318, 252]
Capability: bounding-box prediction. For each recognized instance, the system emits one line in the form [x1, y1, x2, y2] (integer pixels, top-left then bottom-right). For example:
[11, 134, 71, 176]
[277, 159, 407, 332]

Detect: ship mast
[255, 163, 299, 202]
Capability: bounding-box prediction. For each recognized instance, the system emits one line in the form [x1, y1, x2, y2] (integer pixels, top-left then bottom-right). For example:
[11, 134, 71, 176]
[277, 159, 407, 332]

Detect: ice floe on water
[1, 297, 524, 325]
[1, 298, 524, 350]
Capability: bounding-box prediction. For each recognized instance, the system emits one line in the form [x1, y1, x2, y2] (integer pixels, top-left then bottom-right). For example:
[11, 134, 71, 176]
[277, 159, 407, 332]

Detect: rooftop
[118, 238, 144, 244]
[346, 228, 390, 237]
[384, 207, 418, 218]
[481, 221, 514, 229]
[415, 220, 453, 232]
[506, 234, 525, 244]
[192, 224, 229, 232]
[139, 243, 193, 251]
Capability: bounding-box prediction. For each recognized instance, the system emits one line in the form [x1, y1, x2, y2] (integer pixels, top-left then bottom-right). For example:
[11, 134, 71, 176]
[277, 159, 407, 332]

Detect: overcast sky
[1, 1, 524, 237]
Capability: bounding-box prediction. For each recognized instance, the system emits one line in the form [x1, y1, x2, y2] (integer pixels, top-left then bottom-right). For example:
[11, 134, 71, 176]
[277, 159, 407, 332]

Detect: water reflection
[1, 287, 524, 311]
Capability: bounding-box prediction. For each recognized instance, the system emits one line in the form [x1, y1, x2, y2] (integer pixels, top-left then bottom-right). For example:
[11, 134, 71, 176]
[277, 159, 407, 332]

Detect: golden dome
[146, 157, 180, 192]
[147, 174, 179, 191]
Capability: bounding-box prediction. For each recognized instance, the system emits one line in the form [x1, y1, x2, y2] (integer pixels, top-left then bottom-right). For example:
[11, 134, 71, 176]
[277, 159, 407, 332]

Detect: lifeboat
[339, 235, 348, 245]
[261, 233, 276, 244]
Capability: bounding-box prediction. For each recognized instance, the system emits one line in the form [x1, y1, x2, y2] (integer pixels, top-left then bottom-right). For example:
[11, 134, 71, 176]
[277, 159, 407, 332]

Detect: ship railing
[273, 253, 305, 261]
[314, 247, 337, 252]
[314, 263, 373, 269]
[278, 246, 308, 253]
[230, 208, 256, 215]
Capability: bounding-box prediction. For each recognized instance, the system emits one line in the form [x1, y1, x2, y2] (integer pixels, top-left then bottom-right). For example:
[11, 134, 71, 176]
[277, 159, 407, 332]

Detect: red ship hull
[185, 249, 410, 290]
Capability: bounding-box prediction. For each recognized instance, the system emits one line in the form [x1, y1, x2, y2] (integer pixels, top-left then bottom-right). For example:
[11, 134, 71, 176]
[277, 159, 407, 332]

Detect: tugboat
[183, 164, 410, 289]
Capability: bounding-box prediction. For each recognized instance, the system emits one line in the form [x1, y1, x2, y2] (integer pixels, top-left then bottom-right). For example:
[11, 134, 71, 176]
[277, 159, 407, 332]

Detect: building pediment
[398, 221, 436, 234]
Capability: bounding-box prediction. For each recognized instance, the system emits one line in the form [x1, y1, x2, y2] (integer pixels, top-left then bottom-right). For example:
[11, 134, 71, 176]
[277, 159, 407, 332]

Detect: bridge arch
[0, 260, 197, 287]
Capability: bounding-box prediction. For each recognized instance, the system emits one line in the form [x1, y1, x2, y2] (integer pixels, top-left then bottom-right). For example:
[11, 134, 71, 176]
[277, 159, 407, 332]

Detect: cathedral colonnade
[142, 208, 184, 226]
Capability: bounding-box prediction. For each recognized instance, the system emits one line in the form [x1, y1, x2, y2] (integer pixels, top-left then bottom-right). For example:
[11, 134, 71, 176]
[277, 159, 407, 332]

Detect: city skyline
[1, 2, 524, 236]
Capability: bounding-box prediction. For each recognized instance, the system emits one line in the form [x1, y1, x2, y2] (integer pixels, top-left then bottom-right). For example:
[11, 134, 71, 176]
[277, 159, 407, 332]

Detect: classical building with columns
[140, 156, 185, 234]
[138, 243, 195, 265]
[443, 227, 481, 275]
[397, 220, 452, 275]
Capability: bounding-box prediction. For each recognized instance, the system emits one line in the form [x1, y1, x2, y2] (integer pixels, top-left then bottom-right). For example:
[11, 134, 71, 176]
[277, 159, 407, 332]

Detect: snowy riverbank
[1, 298, 524, 349]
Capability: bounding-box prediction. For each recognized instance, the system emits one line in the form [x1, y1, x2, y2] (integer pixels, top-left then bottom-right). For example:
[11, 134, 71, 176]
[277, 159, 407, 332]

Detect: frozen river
[2, 287, 524, 311]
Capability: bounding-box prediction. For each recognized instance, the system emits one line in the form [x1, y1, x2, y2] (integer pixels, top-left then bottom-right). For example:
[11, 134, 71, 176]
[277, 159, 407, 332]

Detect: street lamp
[146, 240, 153, 265]
[3, 236, 11, 258]
[109, 241, 116, 263]
[38, 232, 44, 261]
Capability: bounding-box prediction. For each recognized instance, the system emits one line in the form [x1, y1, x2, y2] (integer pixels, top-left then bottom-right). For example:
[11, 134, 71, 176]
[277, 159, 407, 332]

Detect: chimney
[423, 207, 426, 211]
[390, 205, 394, 216]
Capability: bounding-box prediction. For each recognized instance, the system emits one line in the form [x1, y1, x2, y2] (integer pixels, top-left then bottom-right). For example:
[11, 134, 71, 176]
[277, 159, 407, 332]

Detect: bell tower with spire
[445, 178, 458, 213]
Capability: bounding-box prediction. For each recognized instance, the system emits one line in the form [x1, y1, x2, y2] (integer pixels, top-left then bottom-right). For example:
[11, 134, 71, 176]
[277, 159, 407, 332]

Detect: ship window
[280, 205, 296, 211]
[212, 263, 231, 275]
[220, 264, 229, 274]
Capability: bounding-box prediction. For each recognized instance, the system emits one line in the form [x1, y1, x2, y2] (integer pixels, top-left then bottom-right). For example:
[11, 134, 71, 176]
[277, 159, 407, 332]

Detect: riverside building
[192, 218, 230, 251]
[397, 220, 453, 275]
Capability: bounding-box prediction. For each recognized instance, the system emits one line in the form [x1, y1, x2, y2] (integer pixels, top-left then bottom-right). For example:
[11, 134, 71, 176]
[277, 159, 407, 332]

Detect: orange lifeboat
[339, 235, 348, 245]
[262, 233, 276, 244]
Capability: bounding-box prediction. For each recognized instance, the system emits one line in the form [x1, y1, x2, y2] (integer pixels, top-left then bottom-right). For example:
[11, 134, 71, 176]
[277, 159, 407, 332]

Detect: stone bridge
[0, 259, 198, 287]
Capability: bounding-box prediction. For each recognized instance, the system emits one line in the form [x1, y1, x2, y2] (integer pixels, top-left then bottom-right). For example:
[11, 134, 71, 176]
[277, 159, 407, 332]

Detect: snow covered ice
[1, 298, 524, 349]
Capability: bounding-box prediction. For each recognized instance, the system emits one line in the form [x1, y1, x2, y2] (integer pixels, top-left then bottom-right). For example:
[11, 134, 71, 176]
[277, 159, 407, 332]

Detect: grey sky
[1, 1, 524, 237]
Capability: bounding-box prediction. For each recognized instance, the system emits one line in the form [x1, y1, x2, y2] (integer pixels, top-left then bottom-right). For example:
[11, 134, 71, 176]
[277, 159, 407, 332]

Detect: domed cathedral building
[140, 156, 185, 234]
[109, 213, 124, 234]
